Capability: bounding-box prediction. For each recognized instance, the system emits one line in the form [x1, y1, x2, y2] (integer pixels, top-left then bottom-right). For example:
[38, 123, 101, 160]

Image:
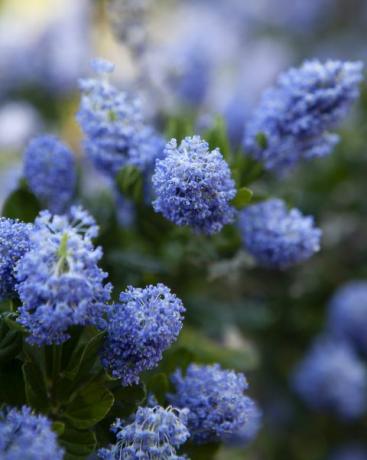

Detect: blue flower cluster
[152, 136, 236, 235]
[239, 198, 322, 269]
[98, 405, 190, 459]
[16, 206, 111, 345]
[101, 283, 185, 385]
[0, 218, 32, 300]
[0, 406, 64, 460]
[77, 58, 163, 177]
[244, 60, 363, 173]
[327, 281, 367, 354]
[292, 337, 367, 420]
[24, 134, 76, 213]
[168, 363, 260, 444]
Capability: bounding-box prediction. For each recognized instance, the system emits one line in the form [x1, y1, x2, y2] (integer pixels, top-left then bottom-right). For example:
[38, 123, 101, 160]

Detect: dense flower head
[15, 206, 111, 345]
[77, 58, 163, 177]
[239, 198, 321, 269]
[244, 60, 364, 173]
[152, 136, 236, 235]
[98, 405, 190, 460]
[0, 406, 64, 460]
[292, 337, 367, 420]
[168, 363, 260, 444]
[23, 134, 76, 213]
[327, 281, 367, 354]
[101, 283, 185, 386]
[0, 218, 32, 300]
[330, 445, 367, 460]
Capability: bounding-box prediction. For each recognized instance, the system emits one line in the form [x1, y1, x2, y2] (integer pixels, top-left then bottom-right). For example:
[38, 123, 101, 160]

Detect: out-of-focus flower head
[239, 198, 322, 269]
[292, 337, 367, 420]
[244, 60, 363, 173]
[77, 58, 163, 177]
[24, 135, 76, 214]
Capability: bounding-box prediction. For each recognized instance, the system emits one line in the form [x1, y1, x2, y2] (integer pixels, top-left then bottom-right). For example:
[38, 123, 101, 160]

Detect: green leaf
[178, 327, 259, 372]
[144, 373, 169, 405]
[231, 187, 253, 209]
[116, 165, 143, 202]
[183, 442, 220, 460]
[0, 313, 22, 364]
[205, 115, 231, 161]
[63, 381, 114, 429]
[110, 383, 146, 418]
[53, 421, 65, 436]
[2, 184, 40, 222]
[60, 426, 96, 460]
[255, 131, 268, 149]
[64, 330, 105, 382]
[0, 360, 26, 405]
[22, 360, 50, 411]
[165, 114, 194, 142]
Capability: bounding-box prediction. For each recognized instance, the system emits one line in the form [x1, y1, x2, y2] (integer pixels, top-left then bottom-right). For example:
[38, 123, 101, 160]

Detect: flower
[168, 363, 261, 444]
[152, 136, 236, 235]
[23, 134, 76, 213]
[244, 60, 363, 173]
[15, 206, 111, 345]
[0, 218, 32, 300]
[292, 337, 367, 420]
[0, 406, 64, 460]
[101, 283, 185, 386]
[98, 405, 190, 459]
[77, 59, 163, 177]
[327, 281, 367, 354]
[239, 198, 321, 269]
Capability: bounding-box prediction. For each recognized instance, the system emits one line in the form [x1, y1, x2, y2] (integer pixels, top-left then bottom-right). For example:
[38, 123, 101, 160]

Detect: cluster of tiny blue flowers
[0, 218, 32, 300]
[77, 58, 163, 177]
[15, 206, 111, 345]
[98, 405, 190, 460]
[292, 337, 367, 420]
[327, 281, 367, 354]
[24, 134, 76, 213]
[0, 406, 64, 460]
[152, 136, 236, 235]
[168, 363, 260, 444]
[239, 198, 322, 269]
[101, 283, 185, 386]
[330, 445, 367, 460]
[244, 60, 363, 173]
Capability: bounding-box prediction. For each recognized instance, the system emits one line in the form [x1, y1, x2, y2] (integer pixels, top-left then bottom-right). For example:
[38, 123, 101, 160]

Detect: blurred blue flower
[98, 405, 190, 459]
[152, 136, 236, 235]
[330, 445, 367, 460]
[16, 206, 111, 345]
[101, 283, 185, 386]
[328, 281, 367, 354]
[0, 218, 32, 300]
[244, 60, 363, 173]
[168, 363, 261, 444]
[0, 406, 64, 460]
[77, 59, 163, 177]
[24, 135, 76, 213]
[239, 198, 321, 269]
[292, 337, 367, 420]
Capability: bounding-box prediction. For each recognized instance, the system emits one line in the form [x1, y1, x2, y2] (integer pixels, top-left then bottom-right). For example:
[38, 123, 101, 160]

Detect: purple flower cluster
[101, 283, 185, 385]
[24, 135, 76, 213]
[16, 206, 111, 345]
[168, 363, 261, 444]
[98, 406, 189, 459]
[239, 198, 321, 269]
[0, 218, 32, 300]
[0, 406, 64, 460]
[77, 58, 163, 177]
[244, 60, 363, 173]
[292, 337, 367, 420]
[152, 136, 236, 235]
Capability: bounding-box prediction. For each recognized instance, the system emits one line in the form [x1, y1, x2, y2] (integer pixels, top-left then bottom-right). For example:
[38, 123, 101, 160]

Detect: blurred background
[1, 0, 367, 459]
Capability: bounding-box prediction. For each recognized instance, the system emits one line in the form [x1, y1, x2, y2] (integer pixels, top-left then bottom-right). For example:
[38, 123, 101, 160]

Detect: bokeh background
[1, 1, 367, 459]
